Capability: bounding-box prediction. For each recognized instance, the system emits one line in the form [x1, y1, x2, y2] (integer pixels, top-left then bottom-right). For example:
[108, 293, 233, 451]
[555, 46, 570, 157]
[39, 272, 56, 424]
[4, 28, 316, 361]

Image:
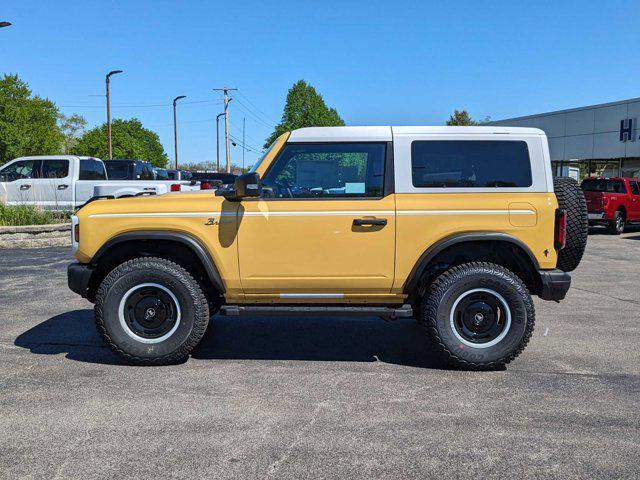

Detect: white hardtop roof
[288, 126, 545, 142]
[13, 155, 101, 161]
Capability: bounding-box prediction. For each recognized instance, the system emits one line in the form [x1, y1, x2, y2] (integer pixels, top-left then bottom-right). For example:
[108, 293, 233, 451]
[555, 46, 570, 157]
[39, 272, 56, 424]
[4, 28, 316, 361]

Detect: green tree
[58, 113, 87, 154]
[264, 80, 344, 147]
[446, 109, 478, 126]
[0, 74, 63, 166]
[72, 118, 169, 167]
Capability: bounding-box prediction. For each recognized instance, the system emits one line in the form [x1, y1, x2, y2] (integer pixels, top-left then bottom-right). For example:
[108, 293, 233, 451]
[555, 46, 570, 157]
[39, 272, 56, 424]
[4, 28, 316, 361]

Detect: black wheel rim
[122, 284, 179, 339]
[451, 289, 510, 347]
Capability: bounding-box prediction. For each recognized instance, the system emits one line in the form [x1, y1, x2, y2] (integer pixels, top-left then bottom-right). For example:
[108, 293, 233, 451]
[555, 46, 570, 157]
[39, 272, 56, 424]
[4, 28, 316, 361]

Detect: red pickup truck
[581, 177, 640, 234]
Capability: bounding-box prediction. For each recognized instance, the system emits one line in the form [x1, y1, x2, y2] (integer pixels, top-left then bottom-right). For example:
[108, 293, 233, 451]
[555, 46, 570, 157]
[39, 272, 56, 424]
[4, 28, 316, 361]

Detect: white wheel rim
[118, 283, 182, 344]
[449, 288, 512, 349]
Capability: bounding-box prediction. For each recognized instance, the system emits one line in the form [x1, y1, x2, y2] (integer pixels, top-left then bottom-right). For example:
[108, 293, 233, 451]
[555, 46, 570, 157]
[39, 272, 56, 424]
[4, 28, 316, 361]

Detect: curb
[0, 223, 71, 249]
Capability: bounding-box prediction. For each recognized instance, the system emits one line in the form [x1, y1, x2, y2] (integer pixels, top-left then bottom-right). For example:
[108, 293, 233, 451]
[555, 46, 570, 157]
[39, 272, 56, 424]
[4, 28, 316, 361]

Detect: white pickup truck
[0, 156, 168, 210]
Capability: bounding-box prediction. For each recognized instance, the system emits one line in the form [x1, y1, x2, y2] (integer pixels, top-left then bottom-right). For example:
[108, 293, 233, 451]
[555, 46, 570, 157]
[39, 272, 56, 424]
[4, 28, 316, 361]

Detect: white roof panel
[288, 126, 544, 141]
[288, 126, 392, 142]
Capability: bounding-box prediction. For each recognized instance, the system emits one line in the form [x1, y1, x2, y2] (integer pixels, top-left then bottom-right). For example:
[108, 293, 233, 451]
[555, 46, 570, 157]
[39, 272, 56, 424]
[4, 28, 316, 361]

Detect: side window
[261, 143, 386, 198]
[0, 160, 41, 182]
[140, 164, 154, 180]
[411, 140, 532, 188]
[41, 160, 69, 179]
[630, 181, 640, 196]
[79, 160, 107, 180]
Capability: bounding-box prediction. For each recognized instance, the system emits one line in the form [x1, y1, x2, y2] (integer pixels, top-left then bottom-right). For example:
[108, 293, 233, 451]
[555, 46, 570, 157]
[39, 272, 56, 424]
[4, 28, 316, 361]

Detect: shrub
[0, 203, 69, 226]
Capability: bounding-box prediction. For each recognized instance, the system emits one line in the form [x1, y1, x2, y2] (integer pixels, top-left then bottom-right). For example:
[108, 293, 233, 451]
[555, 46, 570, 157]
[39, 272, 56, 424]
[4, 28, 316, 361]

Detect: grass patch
[0, 203, 70, 226]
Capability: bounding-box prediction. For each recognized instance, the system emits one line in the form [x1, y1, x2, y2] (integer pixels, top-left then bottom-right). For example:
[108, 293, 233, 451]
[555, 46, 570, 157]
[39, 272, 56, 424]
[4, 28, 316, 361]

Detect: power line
[236, 91, 280, 125]
[232, 97, 276, 129]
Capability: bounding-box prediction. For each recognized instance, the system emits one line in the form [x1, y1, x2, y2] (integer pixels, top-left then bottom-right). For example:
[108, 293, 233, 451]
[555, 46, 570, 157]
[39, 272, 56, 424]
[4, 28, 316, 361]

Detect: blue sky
[2, 0, 639, 168]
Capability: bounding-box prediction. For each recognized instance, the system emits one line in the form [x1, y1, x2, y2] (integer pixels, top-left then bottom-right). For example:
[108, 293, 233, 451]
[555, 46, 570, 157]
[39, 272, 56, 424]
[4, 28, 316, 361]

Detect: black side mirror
[223, 172, 261, 200]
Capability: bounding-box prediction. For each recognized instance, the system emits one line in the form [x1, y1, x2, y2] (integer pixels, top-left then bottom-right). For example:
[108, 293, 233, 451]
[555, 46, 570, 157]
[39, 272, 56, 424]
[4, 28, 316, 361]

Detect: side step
[220, 304, 413, 320]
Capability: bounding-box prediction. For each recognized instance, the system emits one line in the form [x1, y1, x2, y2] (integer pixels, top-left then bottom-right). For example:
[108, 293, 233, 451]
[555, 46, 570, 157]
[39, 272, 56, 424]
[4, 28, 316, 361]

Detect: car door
[237, 141, 395, 299]
[628, 181, 640, 220]
[0, 159, 42, 206]
[37, 159, 73, 210]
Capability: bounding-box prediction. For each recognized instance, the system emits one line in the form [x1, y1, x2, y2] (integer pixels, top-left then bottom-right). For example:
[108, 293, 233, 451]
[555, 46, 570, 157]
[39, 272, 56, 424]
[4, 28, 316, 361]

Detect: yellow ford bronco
[68, 126, 588, 369]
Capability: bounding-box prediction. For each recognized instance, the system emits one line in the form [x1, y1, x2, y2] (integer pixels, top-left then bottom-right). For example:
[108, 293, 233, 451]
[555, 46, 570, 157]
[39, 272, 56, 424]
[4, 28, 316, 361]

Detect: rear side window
[581, 179, 626, 194]
[106, 162, 131, 180]
[411, 141, 532, 188]
[41, 160, 69, 178]
[630, 182, 640, 195]
[141, 163, 154, 180]
[79, 160, 107, 180]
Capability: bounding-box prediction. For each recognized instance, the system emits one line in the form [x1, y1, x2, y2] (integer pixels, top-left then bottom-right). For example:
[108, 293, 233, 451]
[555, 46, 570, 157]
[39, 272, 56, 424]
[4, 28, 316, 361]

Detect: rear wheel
[608, 210, 625, 235]
[554, 177, 588, 272]
[419, 262, 535, 370]
[95, 257, 210, 365]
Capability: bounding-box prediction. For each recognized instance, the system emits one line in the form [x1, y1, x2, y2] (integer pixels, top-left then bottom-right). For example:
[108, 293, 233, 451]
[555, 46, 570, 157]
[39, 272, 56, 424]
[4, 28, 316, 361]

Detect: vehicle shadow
[14, 310, 449, 369]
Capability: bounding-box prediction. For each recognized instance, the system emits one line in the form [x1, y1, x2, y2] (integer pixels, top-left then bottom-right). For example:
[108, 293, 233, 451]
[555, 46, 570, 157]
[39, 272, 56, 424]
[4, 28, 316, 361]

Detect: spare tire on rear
[553, 177, 588, 272]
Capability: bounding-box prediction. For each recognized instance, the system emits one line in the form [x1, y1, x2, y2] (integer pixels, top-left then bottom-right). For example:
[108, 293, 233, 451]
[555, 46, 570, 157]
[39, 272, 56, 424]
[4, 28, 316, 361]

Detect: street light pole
[173, 95, 186, 170]
[105, 70, 123, 160]
[213, 87, 238, 173]
[215, 112, 226, 173]
[0, 22, 12, 28]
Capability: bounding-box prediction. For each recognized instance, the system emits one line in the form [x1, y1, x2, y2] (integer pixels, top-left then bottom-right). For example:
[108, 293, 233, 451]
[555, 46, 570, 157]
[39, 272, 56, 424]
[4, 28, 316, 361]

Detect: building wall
[490, 98, 640, 162]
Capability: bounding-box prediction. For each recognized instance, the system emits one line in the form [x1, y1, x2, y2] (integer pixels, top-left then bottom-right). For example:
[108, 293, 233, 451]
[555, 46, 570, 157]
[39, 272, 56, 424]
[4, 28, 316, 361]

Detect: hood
[77, 190, 226, 218]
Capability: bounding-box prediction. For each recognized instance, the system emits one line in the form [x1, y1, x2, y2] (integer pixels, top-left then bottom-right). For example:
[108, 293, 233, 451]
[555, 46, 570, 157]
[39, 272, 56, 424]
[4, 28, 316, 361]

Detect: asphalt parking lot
[1, 228, 639, 479]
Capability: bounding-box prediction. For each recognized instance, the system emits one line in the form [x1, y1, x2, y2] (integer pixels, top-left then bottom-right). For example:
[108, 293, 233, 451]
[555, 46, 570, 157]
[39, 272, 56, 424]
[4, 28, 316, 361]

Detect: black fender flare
[91, 231, 225, 293]
[403, 232, 540, 295]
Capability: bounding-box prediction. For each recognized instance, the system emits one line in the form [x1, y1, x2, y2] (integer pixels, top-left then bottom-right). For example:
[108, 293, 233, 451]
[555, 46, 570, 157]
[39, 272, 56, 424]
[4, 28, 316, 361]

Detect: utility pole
[242, 117, 246, 170]
[215, 112, 226, 172]
[173, 95, 186, 170]
[105, 70, 123, 159]
[213, 87, 237, 173]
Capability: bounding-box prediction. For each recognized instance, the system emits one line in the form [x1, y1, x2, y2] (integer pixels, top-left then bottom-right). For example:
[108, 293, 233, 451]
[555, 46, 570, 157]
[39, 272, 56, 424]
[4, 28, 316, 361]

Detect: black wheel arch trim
[91, 231, 226, 293]
[403, 232, 541, 295]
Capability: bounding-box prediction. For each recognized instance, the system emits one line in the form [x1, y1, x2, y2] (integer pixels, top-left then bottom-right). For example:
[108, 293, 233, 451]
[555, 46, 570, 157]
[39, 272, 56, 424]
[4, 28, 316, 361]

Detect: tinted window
[79, 160, 107, 180]
[41, 160, 69, 178]
[411, 141, 532, 188]
[141, 164, 154, 180]
[261, 143, 386, 198]
[154, 168, 169, 180]
[581, 179, 626, 193]
[106, 162, 131, 180]
[630, 182, 640, 195]
[0, 160, 42, 182]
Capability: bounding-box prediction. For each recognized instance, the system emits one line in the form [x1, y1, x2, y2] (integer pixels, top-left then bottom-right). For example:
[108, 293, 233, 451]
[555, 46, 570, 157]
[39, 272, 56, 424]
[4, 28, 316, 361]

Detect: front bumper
[68, 262, 93, 299]
[538, 269, 571, 301]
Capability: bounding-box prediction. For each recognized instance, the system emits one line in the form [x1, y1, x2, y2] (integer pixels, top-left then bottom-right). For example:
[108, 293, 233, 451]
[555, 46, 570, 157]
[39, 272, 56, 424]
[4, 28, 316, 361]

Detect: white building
[489, 97, 640, 179]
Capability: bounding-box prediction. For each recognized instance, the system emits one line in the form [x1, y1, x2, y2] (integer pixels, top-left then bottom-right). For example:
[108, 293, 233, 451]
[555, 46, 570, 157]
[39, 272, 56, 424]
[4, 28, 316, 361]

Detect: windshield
[581, 179, 626, 193]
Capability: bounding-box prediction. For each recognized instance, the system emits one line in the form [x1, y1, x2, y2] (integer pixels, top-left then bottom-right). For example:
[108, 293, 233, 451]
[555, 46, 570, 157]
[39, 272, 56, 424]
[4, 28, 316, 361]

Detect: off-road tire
[608, 210, 625, 235]
[554, 177, 588, 272]
[419, 262, 535, 370]
[95, 257, 210, 365]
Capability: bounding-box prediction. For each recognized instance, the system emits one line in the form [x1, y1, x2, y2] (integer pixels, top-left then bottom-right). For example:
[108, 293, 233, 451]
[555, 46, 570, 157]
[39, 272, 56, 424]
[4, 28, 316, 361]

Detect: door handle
[20, 184, 31, 190]
[58, 184, 69, 190]
[353, 218, 387, 226]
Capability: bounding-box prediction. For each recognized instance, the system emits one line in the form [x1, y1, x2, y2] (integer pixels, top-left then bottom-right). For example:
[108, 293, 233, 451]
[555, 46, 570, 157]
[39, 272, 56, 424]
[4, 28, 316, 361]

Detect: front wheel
[95, 257, 210, 365]
[419, 262, 535, 370]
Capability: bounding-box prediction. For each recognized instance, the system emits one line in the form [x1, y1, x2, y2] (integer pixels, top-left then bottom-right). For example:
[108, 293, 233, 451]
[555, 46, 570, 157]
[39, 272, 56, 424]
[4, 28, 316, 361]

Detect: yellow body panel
[75, 130, 559, 305]
[237, 195, 396, 300]
[392, 193, 558, 293]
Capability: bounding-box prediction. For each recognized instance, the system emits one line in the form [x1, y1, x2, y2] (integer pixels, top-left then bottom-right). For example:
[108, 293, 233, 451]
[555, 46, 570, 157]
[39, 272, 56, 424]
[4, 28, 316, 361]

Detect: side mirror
[222, 172, 261, 200]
